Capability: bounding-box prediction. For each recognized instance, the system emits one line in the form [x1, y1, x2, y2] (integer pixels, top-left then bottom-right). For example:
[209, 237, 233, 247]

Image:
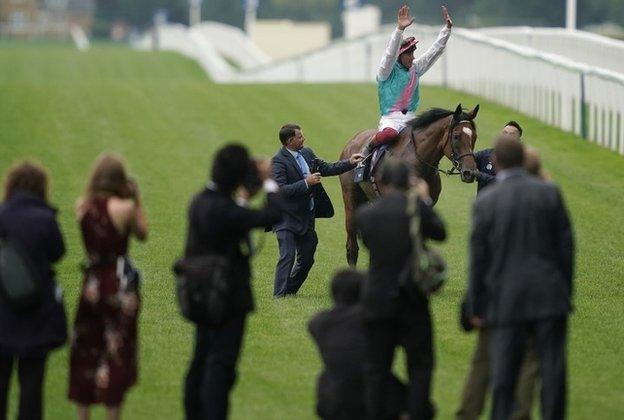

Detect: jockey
[366, 5, 453, 156]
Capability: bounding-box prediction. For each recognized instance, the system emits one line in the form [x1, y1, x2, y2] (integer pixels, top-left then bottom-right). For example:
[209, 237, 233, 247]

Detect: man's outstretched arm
[377, 5, 414, 81]
[413, 6, 453, 76]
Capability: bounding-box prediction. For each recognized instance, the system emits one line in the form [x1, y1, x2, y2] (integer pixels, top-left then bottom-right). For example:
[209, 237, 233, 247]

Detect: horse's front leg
[427, 173, 442, 205]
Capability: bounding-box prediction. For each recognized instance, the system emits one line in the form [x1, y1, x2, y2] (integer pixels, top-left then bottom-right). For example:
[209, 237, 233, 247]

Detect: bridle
[446, 119, 476, 172]
[411, 119, 475, 176]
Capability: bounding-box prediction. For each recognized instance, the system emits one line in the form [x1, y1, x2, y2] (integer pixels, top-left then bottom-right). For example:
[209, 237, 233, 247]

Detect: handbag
[0, 230, 44, 311]
[404, 189, 448, 295]
[117, 256, 141, 293]
[173, 254, 231, 326]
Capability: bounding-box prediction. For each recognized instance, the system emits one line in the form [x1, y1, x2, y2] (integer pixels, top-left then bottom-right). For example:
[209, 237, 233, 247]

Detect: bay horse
[339, 104, 480, 266]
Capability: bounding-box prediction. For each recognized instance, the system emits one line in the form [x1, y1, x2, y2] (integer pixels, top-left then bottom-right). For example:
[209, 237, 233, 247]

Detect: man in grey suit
[467, 137, 574, 420]
[271, 124, 363, 297]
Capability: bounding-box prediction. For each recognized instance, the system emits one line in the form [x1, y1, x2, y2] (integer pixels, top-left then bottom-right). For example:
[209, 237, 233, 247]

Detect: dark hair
[330, 269, 363, 305]
[86, 153, 131, 199]
[379, 158, 411, 190]
[3, 161, 48, 202]
[494, 136, 525, 170]
[211, 144, 251, 194]
[504, 120, 523, 136]
[279, 124, 301, 145]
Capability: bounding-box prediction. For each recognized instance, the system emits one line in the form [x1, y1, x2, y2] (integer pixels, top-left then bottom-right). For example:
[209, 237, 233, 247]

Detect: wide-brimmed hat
[399, 37, 419, 55]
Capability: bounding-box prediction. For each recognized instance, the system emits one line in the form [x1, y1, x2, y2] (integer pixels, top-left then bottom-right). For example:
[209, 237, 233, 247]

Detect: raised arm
[230, 183, 283, 232]
[413, 6, 452, 76]
[377, 5, 414, 81]
[377, 29, 404, 82]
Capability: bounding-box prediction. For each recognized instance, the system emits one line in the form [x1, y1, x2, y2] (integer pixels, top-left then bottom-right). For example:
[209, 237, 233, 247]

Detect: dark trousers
[490, 318, 567, 420]
[184, 316, 246, 420]
[455, 329, 540, 420]
[273, 225, 318, 297]
[363, 296, 434, 420]
[0, 355, 46, 420]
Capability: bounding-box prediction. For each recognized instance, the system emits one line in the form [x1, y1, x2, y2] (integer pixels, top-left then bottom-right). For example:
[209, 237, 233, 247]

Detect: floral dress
[68, 196, 139, 406]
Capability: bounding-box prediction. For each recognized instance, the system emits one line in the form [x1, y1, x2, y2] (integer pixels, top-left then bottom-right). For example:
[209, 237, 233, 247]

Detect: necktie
[296, 152, 314, 211]
[296, 152, 310, 177]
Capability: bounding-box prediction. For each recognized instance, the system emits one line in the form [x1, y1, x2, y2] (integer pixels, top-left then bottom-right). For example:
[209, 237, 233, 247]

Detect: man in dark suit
[356, 159, 446, 420]
[457, 125, 540, 420]
[271, 124, 363, 297]
[473, 121, 523, 193]
[309, 269, 406, 420]
[467, 137, 574, 420]
[183, 144, 283, 420]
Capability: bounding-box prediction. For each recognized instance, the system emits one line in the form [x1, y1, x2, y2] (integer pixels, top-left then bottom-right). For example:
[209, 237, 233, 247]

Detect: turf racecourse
[0, 42, 623, 419]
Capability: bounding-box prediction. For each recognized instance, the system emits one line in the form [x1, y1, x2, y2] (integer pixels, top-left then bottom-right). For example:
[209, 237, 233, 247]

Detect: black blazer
[271, 147, 354, 234]
[0, 191, 67, 358]
[184, 187, 282, 316]
[474, 148, 497, 193]
[355, 191, 446, 319]
[467, 169, 574, 326]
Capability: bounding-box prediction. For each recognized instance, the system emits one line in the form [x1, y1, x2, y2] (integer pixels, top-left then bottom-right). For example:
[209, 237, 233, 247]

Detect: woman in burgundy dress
[69, 154, 148, 420]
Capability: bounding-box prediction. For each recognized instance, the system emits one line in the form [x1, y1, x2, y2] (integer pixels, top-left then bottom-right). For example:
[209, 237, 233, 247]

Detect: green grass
[0, 43, 623, 419]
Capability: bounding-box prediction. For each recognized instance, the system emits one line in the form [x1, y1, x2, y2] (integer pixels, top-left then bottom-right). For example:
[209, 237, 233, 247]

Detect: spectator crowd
[0, 120, 574, 420]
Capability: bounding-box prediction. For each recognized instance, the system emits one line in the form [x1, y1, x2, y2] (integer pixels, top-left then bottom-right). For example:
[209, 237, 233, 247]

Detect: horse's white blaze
[462, 127, 473, 137]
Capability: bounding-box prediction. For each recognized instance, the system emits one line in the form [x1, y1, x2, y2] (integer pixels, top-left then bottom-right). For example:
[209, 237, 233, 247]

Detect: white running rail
[479, 27, 624, 76]
[133, 23, 624, 155]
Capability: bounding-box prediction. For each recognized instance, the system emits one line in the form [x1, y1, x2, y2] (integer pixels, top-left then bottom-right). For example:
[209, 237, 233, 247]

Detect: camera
[310, 158, 321, 174]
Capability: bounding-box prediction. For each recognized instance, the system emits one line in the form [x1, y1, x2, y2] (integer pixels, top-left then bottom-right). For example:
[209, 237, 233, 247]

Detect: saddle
[353, 135, 393, 199]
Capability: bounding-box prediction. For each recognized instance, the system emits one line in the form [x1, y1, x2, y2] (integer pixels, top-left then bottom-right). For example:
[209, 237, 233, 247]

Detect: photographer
[271, 124, 363, 298]
[183, 144, 282, 420]
[68, 154, 148, 420]
[355, 158, 446, 420]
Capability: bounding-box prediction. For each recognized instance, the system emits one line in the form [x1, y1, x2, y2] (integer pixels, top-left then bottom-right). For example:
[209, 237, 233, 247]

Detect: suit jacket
[355, 191, 446, 319]
[474, 148, 497, 193]
[0, 191, 67, 357]
[467, 169, 574, 326]
[271, 146, 354, 234]
[184, 187, 282, 317]
[309, 304, 406, 420]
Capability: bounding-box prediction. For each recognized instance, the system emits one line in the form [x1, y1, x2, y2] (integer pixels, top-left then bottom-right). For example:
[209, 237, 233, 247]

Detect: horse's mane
[408, 107, 475, 131]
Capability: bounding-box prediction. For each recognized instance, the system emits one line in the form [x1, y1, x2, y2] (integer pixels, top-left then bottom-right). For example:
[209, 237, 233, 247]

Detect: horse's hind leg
[345, 212, 359, 267]
[340, 173, 360, 267]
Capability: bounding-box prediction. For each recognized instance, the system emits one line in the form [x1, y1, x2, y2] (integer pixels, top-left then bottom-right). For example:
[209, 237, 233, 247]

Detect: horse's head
[445, 104, 479, 183]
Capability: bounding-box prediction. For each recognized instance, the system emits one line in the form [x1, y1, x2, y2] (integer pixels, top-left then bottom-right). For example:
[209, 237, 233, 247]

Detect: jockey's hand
[306, 172, 322, 186]
[397, 5, 414, 31]
[349, 153, 364, 165]
[442, 5, 453, 28]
